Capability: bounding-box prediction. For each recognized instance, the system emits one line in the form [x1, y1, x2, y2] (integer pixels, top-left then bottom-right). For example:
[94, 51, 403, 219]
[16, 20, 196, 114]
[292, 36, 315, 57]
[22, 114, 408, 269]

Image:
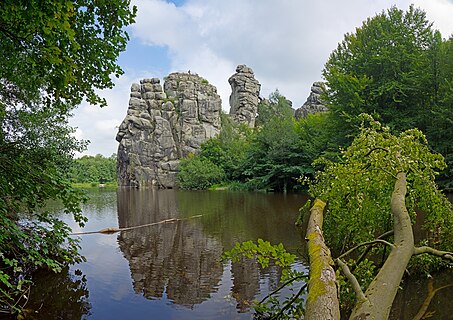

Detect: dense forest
[69, 154, 117, 184]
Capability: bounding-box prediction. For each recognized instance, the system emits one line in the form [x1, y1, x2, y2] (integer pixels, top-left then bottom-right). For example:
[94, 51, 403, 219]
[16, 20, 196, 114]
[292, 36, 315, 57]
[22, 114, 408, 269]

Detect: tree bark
[305, 199, 341, 320]
[350, 172, 414, 320]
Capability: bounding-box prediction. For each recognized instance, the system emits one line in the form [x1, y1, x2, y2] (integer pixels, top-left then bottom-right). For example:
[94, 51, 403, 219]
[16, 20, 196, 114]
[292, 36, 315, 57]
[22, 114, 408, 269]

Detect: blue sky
[71, 0, 453, 157]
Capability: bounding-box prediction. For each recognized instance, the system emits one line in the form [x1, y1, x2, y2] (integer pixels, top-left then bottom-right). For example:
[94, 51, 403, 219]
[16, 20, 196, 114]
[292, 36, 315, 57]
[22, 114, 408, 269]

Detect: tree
[0, 0, 136, 315]
[240, 91, 307, 192]
[199, 113, 252, 182]
[255, 89, 294, 127]
[322, 5, 453, 189]
[426, 35, 453, 190]
[70, 154, 117, 183]
[304, 115, 453, 319]
[177, 155, 225, 190]
[323, 5, 437, 146]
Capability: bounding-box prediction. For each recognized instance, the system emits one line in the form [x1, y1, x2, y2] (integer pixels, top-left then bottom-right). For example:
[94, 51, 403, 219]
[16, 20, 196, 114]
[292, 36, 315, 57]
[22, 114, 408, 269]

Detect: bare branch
[413, 246, 453, 262]
[336, 258, 366, 302]
[352, 230, 394, 271]
[338, 239, 395, 260]
[363, 147, 389, 157]
[413, 279, 453, 320]
[258, 275, 306, 304]
[70, 215, 203, 235]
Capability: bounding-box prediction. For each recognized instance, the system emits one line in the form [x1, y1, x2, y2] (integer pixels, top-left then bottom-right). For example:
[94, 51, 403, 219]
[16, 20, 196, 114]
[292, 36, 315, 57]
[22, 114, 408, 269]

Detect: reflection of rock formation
[116, 188, 224, 307]
[229, 64, 261, 127]
[116, 73, 222, 188]
[294, 82, 327, 119]
[231, 257, 260, 312]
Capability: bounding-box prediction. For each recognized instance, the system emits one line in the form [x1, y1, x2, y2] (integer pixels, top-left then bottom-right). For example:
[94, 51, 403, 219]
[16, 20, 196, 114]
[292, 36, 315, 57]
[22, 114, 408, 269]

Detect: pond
[25, 188, 453, 319]
[27, 188, 309, 319]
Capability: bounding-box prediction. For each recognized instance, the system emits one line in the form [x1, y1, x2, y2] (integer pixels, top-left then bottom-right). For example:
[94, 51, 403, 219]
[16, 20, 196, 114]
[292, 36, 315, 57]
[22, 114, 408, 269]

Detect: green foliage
[307, 115, 453, 256]
[200, 113, 252, 180]
[70, 154, 117, 183]
[177, 155, 225, 190]
[242, 116, 304, 192]
[223, 239, 307, 319]
[0, 0, 137, 108]
[255, 89, 294, 127]
[324, 5, 436, 138]
[426, 36, 453, 190]
[0, 0, 136, 315]
[238, 91, 310, 192]
[322, 5, 453, 188]
[198, 91, 333, 192]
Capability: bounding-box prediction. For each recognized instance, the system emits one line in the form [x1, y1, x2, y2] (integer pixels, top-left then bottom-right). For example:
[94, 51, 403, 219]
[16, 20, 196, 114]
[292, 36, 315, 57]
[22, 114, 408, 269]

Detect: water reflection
[116, 188, 307, 311]
[22, 188, 453, 319]
[390, 270, 453, 319]
[117, 188, 224, 307]
[26, 267, 91, 319]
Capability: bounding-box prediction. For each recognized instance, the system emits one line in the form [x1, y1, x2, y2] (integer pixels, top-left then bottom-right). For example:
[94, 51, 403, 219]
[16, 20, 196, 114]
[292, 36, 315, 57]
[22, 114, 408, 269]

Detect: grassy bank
[71, 182, 117, 189]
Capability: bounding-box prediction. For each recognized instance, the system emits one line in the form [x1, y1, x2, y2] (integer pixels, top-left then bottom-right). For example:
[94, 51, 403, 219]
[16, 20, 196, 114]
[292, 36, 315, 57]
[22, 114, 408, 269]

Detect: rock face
[116, 72, 222, 188]
[295, 82, 328, 119]
[228, 64, 261, 127]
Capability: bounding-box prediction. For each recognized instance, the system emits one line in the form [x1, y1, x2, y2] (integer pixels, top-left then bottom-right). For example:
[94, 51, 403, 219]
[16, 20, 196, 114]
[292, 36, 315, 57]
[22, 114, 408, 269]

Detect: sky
[70, 0, 453, 157]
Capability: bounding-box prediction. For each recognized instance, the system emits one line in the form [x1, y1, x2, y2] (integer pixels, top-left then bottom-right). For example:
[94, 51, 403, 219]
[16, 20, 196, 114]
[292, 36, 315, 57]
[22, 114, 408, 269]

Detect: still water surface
[29, 188, 309, 319]
[27, 188, 453, 319]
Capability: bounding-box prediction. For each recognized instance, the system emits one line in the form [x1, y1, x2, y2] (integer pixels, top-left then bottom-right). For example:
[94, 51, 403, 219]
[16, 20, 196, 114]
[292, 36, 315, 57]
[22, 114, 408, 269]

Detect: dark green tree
[255, 89, 294, 127]
[426, 36, 453, 189]
[323, 5, 437, 146]
[0, 0, 136, 315]
[241, 91, 305, 192]
[70, 154, 117, 183]
[177, 155, 225, 190]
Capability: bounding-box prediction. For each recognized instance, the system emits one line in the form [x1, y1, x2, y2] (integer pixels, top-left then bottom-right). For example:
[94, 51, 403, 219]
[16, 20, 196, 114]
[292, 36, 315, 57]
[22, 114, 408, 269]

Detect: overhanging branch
[413, 246, 453, 262]
[337, 239, 395, 260]
[336, 258, 366, 302]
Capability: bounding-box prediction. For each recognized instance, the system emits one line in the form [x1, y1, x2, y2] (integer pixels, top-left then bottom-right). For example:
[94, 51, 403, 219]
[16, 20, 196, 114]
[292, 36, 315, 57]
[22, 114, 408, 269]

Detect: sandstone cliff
[116, 72, 222, 188]
[294, 82, 327, 119]
[228, 64, 261, 127]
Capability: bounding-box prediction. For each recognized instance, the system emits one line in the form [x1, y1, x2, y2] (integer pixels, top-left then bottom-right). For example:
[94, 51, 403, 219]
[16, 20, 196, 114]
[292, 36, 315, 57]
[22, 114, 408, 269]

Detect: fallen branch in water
[70, 215, 203, 235]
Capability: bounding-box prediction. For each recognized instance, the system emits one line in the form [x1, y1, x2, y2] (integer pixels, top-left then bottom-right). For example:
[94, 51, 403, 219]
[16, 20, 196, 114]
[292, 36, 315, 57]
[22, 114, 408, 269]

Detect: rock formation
[294, 82, 327, 119]
[116, 72, 222, 188]
[228, 64, 261, 127]
[117, 189, 224, 306]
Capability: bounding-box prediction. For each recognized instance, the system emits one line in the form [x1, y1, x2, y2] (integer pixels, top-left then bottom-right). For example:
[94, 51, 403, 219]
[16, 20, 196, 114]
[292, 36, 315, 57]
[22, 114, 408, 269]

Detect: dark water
[27, 188, 308, 319]
[25, 188, 453, 319]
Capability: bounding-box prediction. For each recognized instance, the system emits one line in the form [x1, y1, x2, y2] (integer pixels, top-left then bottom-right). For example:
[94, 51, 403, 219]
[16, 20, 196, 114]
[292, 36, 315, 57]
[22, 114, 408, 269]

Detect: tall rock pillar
[116, 73, 222, 188]
[228, 65, 261, 127]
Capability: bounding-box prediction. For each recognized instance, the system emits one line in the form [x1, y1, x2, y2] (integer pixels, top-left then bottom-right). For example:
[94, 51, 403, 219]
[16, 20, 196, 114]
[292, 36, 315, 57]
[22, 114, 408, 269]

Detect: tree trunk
[350, 172, 414, 320]
[305, 199, 341, 320]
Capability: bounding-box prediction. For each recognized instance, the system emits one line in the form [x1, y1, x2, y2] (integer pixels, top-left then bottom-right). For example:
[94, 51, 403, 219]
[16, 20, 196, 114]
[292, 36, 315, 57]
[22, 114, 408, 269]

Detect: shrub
[177, 155, 225, 190]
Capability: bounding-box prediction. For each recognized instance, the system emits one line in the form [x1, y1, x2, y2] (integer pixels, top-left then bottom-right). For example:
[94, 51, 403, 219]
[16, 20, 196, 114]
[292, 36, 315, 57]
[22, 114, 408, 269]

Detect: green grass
[71, 182, 117, 189]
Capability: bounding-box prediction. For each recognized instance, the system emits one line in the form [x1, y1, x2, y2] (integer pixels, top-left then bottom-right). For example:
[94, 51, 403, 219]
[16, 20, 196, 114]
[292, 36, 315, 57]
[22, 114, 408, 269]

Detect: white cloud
[70, 0, 453, 156]
[413, 0, 453, 38]
[130, 0, 424, 109]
